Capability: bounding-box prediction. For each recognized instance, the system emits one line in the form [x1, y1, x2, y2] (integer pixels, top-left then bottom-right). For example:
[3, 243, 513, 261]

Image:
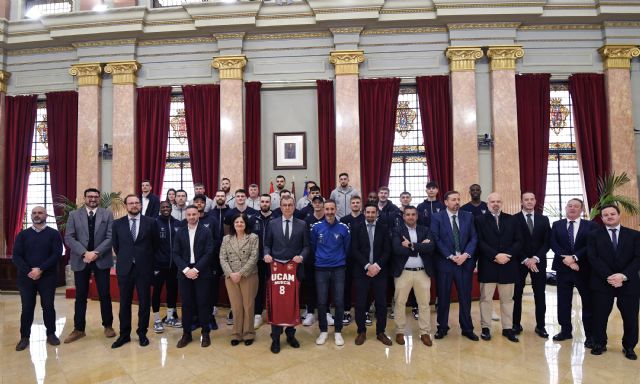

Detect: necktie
[130, 218, 137, 241]
[89, 211, 94, 218]
[610, 228, 618, 250]
[285, 220, 290, 240]
[494, 214, 500, 229]
[568, 221, 575, 253]
[367, 224, 375, 264]
[526, 214, 534, 235]
[452, 215, 461, 254]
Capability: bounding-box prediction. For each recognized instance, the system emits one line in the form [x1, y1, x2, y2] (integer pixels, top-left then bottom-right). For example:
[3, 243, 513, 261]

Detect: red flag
[269, 181, 274, 194]
[291, 181, 296, 197]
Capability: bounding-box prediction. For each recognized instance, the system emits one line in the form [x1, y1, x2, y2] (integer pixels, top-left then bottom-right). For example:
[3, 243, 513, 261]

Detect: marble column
[69, 63, 103, 202]
[487, 46, 524, 214]
[445, 47, 483, 195]
[599, 45, 640, 227]
[104, 61, 139, 196]
[213, 55, 246, 188]
[330, 50, 364, 193]
[0, 70, 10, 254]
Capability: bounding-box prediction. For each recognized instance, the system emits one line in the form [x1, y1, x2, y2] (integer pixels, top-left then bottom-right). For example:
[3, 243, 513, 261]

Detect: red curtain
[317, 80, 336, 198]
[569, 73, 611, 210]
[3, 95, 38, 254]
[183, 84, 220, 195]
[359, 78, 401, 195]
[416, 75, 453, 194]
[135, 87, 171, 193]
[46, 91, 78, 227]
[244, 81, 262, 189]
[516, 74, 551, 213]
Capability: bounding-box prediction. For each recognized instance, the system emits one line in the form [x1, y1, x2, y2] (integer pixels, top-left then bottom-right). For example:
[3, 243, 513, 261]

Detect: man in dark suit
[64, 187, 115, 343]
[550, 198, 597, 346]
[351, 203, 392, 346]
[476, 192, 522, 342]
[140, 179, 160, 218]
[588, 204, 640, 359]
[430, 191, 479, 341]
[264, 195, 310, 353]
[392, 206, 435, 347]
[512, 192, 551, 338]
[173, 205, 215, 348]
[111, 194, 159, 348]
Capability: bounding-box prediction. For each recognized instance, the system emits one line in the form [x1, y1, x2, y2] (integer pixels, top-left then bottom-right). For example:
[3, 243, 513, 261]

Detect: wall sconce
[478, 133, 493, 148]
[99, 143, 113, 160]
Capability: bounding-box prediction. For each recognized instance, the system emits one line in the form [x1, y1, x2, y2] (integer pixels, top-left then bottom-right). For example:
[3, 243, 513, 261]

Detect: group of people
[12, 175, 640, 361]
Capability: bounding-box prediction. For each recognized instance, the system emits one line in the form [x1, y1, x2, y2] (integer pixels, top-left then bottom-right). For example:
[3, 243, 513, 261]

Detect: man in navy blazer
[550, 198, 597, 346]
[140, 180, 160, 218]
[587, 204, 640, 359]
[512, 192, 551, 338]
[430, 191, 479, 341]
[111, 194, 159, 348]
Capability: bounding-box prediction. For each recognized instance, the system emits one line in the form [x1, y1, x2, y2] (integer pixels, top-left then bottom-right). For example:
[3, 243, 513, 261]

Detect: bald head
[31, 206, 48, 226]
[487, 192, 502, 214]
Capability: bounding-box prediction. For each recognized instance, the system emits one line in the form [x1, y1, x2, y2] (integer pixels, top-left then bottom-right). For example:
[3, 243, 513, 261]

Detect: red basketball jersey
[267, 260, 301, 327]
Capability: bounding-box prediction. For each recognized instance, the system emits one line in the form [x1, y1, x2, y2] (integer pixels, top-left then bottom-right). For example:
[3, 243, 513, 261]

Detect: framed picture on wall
[273, 132, 307, 170]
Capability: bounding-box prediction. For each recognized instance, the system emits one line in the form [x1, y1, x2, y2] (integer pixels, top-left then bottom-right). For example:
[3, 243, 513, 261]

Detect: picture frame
[273, 132, 307, 170]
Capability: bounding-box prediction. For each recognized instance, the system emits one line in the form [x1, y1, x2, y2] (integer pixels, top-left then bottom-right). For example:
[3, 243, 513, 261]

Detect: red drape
[135, 87, 171, 193]
[359, 78, 401, 195]
[244, 81, 262, 189]
[3, 95, 38, 254]
[46, 91, 78, 228]
[416, 75, 453, 194]
[516, 74, 551, 213]
[182, 84, 220, 195]
[317, 80, 336, 198]
[569, 73, 611, 210]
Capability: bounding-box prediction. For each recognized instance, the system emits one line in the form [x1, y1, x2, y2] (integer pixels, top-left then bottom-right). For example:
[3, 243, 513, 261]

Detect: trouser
[73, 262, 113, 331]
[271, 325, 296, 339]
[479, 282, 515, 330]
[225, 274, 259, 340]
[436, 265, 474, 333]
[556, 272, 593, 338]
[254, 260, 267, 315]
[354, 271, 388, 334]
[179, 276, 211, 335]
[344, 262, 353, 312]
[117, 264, 152, 337]
[316, 267, 346, 332]
[592, 292, 638, 348]
[151, 265, 178, 313]
[18, 272, 57, 338]
[394, 270, 431, 335]
[513, 264, 546, 329]
[302, 258, 317, 314]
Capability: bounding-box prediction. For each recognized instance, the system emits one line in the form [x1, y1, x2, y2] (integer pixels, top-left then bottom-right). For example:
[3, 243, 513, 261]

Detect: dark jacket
[475, 211, 522, 284]
[587, 226, 640, 295]
[550, 218, 596, 276]
[351, 220, 391, 275]
[172, 223, 214, 277]
[515, 212, 551, 269]
[155, 215, 182, 269]
[391, 224, 435, 278]
[141, 193, 161, 218]
[112, 215, 159, 277]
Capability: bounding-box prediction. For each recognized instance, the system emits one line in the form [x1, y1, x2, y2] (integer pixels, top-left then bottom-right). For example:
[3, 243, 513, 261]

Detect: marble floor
[0, 285, 638, 384]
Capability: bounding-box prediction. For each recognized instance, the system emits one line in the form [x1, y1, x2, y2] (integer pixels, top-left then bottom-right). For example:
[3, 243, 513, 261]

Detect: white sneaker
[316, 332, 328, 345]
[303, 313, 315, 327]
[335, 333, 344, 346]
[254, 314, 262, 329]
[326, 313, 335, 326]
[153, 320, 164, 334]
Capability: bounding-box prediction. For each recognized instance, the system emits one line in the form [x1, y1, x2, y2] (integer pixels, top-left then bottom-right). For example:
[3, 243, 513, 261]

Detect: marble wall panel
[335, 74, 361, 194]
[111, 84, 136, 198]
[76, 85, 102, 202]
[219, 79, 244, 188]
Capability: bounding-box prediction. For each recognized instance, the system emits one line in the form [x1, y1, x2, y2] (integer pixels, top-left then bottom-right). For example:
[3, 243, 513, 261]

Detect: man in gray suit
[264, 195, 310, 353]
[64, 188, 116, 343]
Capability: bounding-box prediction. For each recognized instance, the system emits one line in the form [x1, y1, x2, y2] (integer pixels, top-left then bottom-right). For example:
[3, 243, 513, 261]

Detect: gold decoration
[395, 101, 417, 138]
[487, 45, 524, 71]
[213, 33, 246, 41]
[519, 24, 601, 30]
[7, 46, 74, 56]
[245, 31, 331, 40]
[329, 50, 365, 76]
[329, 27, 364, 34]
[550, 97, 570, 135]
[104, 61, 140, 85]
[314, 7, 380, 14]
[138, 37, 215, 46]
[170, 109, 188, 145]
[379, 7, 435, 14]
[445, 47, 483, 72]
[72, 39, 136, 48]
[69, 63, 103, 87]
[362, 27, 446, 35]
[36, 116, 48, 148]
[599, 45, 640, 70]
[0, 70, 10, 93]
[212, 55, 247, 80]
[448, 22, 521, 30]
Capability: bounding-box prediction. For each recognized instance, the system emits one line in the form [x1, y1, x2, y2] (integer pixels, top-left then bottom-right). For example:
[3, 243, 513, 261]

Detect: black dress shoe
[139, 336, 149, 347]
[244, 339, 254, 346]
[270, 340, 281, 354]
[47, 334, 61, 346]
[584, 337, 595, 349]
[623, 347, 638, 360]
[201, 333, 211, 348]
[111, 336, 131, 349]
[462, 331, 480, 341]
[502, 329, 519, 343]
[434, 329, 448, 339]
[480, 328, 491, 341]
[552, 332, 572, 341]
[176, 334, 192, 348]
[535, 327, 549, 338]
[512, 325, 523, 335]
[230, 339, 241, 346]
[15, 338, 29, 351]
[591, 345, 607, 355]
[286, 336, 300, 348]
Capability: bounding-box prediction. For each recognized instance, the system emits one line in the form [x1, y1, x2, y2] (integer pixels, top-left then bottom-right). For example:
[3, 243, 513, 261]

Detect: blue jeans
[316, 266, 346, 332]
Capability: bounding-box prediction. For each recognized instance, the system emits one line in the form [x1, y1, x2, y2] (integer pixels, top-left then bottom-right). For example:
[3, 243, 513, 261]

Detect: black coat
[351, 220, 391, 275]
[515, 212, 551, 269]
[172, 223, 215, 277]
[112, 215, 159, 277]
[391, 224, 435, 278]
[587, 226, 640, 296]
[475, 212, 522, 284]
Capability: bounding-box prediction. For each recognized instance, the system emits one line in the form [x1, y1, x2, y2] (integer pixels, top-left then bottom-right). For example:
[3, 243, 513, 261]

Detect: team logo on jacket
[287, 263, 294, 270]
[334, 233, 340, 240]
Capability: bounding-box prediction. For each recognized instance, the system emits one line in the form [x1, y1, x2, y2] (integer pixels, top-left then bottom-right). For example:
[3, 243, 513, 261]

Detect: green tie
[452, 215, 461, 254]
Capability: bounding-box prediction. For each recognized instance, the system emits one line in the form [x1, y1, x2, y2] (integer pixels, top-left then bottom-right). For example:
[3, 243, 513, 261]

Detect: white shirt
[403, 225, 424, 269]
[85, 207, 97, 217]
[281, 216, 294, 239]
[188, 225, 197, 264]
[522, 210, 535, 226]
[142, 194, 150, 215]
[566, 217, 581, 243]
[605, 224, 621, 244]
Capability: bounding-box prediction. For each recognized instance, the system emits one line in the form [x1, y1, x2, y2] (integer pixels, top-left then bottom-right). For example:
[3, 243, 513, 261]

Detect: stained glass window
[160, 95, 195, 201]
[388, 87, 429, 205]
[25, 0, 72, 18]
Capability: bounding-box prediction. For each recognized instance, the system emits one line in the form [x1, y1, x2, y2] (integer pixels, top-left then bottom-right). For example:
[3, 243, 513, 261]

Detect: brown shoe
[355, 333, 366, 346]
[395, 333, 405, 345]
[177, 334, 192, 348]
[104, 327, 116, 338]
[420, 334, 433, 347]
[201, 333, 211, 348]
[64, 330, 86, 344]
[376, 333, 393, 346]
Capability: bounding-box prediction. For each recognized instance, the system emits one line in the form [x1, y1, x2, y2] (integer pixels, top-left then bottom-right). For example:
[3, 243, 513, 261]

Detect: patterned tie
[610, 228, 618, 250]
[452, 215, 461, 254]
[526, 214, 534, 235]
[130, 218, 137, 241]
[568, 221, 575, 253]
[89, 211, 94, 219]
[285, 220, 290, 240]
[367, 224, 375, 264]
